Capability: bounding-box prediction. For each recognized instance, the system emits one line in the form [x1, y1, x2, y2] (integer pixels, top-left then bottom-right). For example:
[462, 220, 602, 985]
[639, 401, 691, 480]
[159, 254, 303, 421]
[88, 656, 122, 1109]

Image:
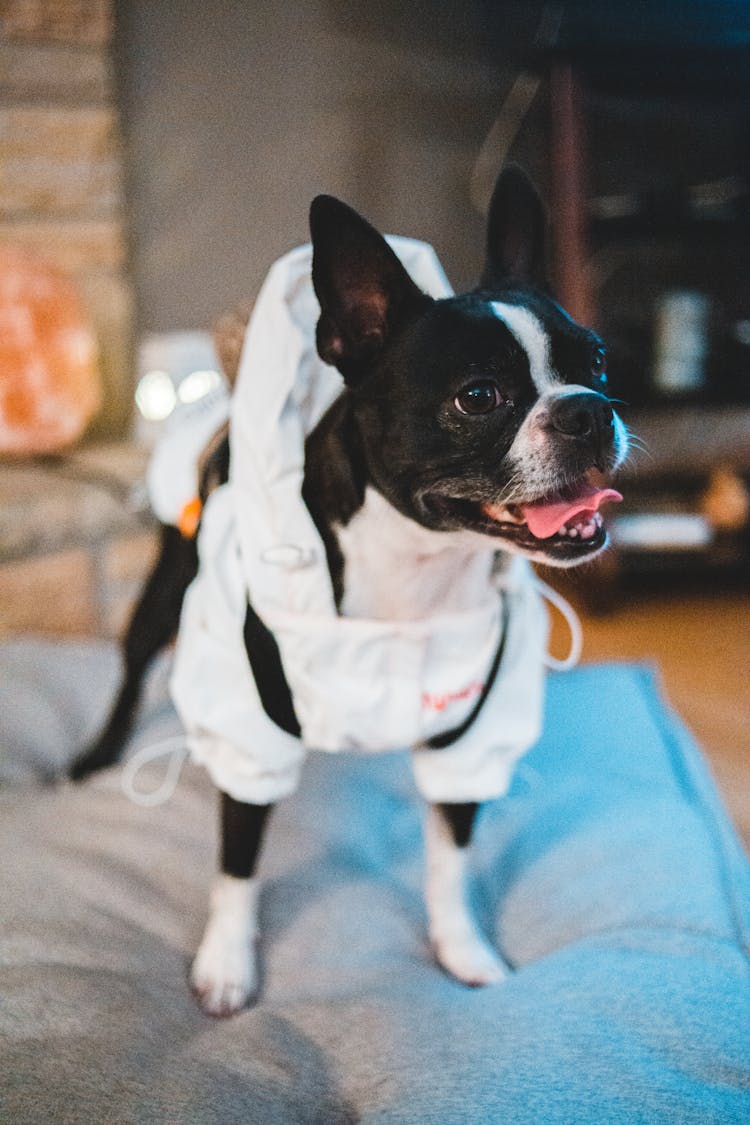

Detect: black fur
[301, 392, 368, 607]
[221, 792, 271, 879]
[242, 602, 300, 737]
[71, 432, 233, 781]
[305, 195, 616, 561]
[70, 524, 198, 780]
[481, 164, 548, 289]
[439, 802, 479, 849]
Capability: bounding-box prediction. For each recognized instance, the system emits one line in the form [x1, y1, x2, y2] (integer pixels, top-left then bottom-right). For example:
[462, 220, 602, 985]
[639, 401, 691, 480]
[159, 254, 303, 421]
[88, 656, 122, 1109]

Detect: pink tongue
[522, 486, 623, 539]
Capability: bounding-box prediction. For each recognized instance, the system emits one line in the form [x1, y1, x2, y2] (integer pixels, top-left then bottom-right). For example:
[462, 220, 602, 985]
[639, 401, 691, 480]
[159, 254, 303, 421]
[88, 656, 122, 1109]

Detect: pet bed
[1, 638, 748, 1123]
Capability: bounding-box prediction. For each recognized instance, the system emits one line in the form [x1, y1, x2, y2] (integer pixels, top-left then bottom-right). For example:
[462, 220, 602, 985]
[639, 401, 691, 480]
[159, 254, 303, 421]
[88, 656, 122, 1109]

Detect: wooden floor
[546, 586, 750, 851]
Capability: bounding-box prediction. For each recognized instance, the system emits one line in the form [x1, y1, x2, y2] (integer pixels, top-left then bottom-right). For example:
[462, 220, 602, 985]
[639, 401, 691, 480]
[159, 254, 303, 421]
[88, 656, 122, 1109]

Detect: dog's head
[310, 167, 628, 567]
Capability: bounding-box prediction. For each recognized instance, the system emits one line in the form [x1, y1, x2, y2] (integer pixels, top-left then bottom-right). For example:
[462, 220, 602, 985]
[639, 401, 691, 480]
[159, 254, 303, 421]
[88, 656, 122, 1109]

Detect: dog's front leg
[424, 802, 506, 987]
[191, 792, 272, 1016]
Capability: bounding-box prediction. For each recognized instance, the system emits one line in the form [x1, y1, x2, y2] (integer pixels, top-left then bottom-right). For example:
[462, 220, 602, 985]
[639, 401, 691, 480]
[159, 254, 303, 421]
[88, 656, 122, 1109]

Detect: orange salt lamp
[0, 249, 102, 455]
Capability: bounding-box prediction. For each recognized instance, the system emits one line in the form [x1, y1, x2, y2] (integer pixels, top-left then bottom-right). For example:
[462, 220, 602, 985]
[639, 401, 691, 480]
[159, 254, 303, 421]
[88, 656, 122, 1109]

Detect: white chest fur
[335, 486, 498, 622]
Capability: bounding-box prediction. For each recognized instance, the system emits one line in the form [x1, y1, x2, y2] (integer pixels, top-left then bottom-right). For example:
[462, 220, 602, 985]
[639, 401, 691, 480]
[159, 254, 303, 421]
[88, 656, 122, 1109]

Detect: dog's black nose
[546, 391, 614, 468]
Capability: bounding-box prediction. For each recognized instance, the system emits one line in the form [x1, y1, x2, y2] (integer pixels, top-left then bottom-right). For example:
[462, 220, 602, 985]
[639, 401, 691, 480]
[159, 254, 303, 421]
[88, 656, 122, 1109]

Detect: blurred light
[612, 513, 712, 551]
[178, 368, 223, 404]
[135, 369, 177, 421]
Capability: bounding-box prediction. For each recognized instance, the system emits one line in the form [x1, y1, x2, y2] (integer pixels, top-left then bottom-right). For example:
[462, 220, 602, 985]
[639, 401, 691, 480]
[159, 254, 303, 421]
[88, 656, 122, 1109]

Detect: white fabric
[170, 240, 550, 806]
[228, 238, 453, 620]
[147, 382, 231, 526]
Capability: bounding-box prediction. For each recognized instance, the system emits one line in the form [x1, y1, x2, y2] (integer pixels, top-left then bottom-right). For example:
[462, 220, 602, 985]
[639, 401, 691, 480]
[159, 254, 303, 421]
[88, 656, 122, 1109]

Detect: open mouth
[426, 475, 623, 561]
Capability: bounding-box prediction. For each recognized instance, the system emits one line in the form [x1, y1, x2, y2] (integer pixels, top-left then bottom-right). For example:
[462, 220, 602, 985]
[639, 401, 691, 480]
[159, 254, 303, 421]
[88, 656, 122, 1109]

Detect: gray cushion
[1, 640, 748, 1123]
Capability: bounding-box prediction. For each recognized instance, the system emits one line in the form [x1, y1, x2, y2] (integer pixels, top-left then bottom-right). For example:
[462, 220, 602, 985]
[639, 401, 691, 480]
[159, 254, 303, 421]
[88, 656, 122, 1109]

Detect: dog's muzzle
[543, 390, 615, 472]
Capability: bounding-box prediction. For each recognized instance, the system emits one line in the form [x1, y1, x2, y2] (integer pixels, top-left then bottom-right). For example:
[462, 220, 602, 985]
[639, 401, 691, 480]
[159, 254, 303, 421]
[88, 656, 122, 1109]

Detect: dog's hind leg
[70, 524, 198, 780]
[424, 802, 507, 987]
[191, 792, 272, 1016]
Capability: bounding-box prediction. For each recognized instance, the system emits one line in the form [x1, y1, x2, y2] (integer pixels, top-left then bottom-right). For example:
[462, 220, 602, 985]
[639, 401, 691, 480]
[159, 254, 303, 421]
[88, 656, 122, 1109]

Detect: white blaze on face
[490, 301, 559, 392]
[488, 300, 624, 502]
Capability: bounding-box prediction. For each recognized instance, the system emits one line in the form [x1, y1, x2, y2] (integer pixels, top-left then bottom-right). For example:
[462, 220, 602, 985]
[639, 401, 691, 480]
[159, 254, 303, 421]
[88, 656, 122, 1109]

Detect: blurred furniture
[540, 2, 750, 601]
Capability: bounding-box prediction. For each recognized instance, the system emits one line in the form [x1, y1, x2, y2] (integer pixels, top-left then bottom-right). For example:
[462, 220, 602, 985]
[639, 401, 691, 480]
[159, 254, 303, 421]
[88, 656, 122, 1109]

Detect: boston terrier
[72, 167, 628, 1016]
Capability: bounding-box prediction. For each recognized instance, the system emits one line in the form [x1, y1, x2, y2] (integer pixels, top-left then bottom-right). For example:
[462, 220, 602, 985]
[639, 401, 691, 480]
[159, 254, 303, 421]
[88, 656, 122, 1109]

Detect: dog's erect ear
[310, 195, 429, 381]
[481, 165, 547, 290]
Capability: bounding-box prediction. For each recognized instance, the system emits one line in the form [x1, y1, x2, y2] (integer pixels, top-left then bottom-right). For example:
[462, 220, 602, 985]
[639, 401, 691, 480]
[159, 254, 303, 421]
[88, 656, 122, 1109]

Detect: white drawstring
[533, 576, 583, 672]
[121, 735, 189, 807]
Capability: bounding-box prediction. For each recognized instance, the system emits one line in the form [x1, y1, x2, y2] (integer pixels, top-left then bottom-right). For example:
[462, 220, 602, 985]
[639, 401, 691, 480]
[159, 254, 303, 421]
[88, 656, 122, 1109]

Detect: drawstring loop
[121, 735, 189, 807]
[533, 576, 583, 672]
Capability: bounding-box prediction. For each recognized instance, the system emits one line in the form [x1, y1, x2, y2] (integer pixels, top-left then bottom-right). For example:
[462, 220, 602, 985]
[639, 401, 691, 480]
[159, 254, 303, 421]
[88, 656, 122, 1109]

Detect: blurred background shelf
[533, 2, 750, 598]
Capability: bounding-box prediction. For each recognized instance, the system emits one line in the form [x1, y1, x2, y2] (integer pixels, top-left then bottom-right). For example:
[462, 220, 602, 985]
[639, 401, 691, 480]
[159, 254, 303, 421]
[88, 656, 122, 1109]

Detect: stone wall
[0, 442, 158, 638]
[0, 0, 133, 436]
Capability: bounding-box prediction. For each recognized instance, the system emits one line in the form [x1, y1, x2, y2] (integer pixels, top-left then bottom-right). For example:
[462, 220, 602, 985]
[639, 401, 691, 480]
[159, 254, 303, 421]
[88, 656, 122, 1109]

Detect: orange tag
[178, 496, 202, 538]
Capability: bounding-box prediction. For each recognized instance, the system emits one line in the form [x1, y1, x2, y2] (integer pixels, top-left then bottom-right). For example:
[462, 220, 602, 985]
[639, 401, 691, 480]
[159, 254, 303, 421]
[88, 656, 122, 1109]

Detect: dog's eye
[454, 381, 504, 415]
[591, 347, 608, 385]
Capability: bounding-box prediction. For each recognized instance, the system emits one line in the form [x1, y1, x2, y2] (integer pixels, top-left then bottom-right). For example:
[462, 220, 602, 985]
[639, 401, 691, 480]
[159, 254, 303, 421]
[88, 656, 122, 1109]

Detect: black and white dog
[73, 167, 627, 1016]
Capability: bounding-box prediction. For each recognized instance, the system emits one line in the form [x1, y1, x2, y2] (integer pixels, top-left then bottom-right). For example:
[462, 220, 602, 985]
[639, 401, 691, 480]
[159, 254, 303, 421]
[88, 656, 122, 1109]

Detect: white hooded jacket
[169, 240, 549, 806]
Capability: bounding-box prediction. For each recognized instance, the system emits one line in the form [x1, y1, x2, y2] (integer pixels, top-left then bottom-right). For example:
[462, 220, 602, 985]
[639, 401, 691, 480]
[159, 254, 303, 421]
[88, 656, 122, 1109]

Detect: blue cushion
[378, 664, 750, 1123]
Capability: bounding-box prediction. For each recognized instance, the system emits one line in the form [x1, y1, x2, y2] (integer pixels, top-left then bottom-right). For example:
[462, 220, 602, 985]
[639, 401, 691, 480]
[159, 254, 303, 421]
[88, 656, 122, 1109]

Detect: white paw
[423, 806, 508, 989]
[190, 929, 258, 1017]
[190, 875, 260, 1017]
[432, 930, 507, 988]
